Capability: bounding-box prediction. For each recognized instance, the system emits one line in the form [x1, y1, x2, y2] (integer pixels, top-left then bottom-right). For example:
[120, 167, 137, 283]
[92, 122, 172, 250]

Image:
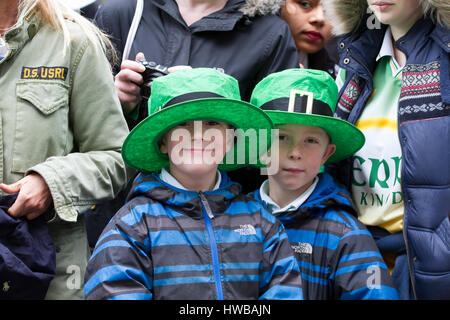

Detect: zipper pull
[199, 191, 214, 219]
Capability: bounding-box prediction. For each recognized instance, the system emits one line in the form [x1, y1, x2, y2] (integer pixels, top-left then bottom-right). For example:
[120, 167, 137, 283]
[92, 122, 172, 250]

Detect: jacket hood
[250, 173, 357, 223]
[126, 171, 242, 218]
[281, 173, 357, 222]
[240, 0, 285, 17]
[323, 0, 450, 35]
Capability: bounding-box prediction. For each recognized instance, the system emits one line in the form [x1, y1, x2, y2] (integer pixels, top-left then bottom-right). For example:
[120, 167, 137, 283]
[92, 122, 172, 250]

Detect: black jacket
[95, 0, 299, 104]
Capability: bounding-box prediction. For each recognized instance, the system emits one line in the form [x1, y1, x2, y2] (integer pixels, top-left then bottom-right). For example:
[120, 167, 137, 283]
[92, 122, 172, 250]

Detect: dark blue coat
[331, 16, 450, 299]
[0, 194, 55, 299]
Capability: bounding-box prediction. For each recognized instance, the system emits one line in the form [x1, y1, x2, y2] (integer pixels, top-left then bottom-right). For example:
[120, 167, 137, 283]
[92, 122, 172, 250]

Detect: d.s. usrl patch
[21, 66, 68, 81]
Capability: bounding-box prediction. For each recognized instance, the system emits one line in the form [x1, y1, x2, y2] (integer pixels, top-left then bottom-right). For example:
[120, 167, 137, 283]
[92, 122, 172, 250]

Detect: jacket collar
[395, 17, 435, 57]
[253, 173, 355, 223]
[339, 16, 439, 78]
[3, 5, 40, 60]
[152, 0, 247, 32]
[127, 170, 241, 218]
[431, 24, 450, 53]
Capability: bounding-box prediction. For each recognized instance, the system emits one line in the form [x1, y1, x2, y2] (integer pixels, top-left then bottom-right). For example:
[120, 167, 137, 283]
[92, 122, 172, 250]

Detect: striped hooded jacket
[250, 173, 399, 300]
[84, 171, 303, 300]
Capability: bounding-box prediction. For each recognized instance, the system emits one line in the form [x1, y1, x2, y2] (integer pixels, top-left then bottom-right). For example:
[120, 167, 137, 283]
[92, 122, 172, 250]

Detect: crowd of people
[0, 0, 448, 300]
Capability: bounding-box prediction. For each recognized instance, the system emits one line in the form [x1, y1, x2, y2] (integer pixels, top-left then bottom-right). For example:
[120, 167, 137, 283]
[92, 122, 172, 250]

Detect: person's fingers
[115, 76, 142, 97]
[120, 59, 146, 73]
[7, 189, 28, 218]
[0, 181, 21, 194]
[26, 211, 42, 221]
[116, 68, 144, 86]
[135, 52, 146, 61]
[6, 174, 52, 219]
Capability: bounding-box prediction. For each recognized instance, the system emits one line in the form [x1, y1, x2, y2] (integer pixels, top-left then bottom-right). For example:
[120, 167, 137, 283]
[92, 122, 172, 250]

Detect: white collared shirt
[259, 177, 319, 216]
[159, 167, 222, 191]
[376, 27, 403, 78]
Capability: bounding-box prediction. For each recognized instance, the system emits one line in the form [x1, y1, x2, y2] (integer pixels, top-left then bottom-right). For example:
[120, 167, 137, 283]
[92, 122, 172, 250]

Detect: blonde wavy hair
[17, 0, 117, 65]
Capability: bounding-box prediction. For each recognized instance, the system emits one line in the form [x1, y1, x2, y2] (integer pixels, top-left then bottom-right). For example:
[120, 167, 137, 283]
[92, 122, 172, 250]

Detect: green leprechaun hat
[250, 68, 365, 164]
[122, 68, 274, 173]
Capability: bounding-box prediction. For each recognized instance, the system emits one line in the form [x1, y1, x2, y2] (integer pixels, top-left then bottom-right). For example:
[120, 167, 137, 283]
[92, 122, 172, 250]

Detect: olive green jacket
[0, 10, 130, 223]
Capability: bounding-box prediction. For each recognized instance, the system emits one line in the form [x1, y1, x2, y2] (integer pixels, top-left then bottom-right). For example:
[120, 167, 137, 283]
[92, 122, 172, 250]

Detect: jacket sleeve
[330, 216, 399, 300]
[84, 201, 153, 300]
[259, 209, 303, 300]
[28, 35, 131, 223]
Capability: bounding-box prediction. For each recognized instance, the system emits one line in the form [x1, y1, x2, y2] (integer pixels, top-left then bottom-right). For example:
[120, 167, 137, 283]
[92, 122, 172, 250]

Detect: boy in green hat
[84, 68, 303, 300]
[249, 68, 399, 300]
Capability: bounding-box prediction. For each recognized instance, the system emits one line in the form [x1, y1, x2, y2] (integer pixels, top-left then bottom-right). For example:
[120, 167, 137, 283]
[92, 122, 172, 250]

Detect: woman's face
[367, 0, 423, 31]
[281, 0, 333, 54]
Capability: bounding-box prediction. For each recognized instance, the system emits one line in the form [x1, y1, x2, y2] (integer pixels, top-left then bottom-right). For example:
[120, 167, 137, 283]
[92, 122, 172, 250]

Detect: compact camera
[137, 59, 169, 100]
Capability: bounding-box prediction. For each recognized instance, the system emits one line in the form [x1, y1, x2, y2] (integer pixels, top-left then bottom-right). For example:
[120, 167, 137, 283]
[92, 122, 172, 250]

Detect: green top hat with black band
[250, 68, 365, 164]
[122, 68, 274, 173]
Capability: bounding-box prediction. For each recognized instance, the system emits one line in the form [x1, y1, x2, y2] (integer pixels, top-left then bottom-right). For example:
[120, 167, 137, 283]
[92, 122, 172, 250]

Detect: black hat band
[163, 92, 224, 109]
[260, 96, 333, 117]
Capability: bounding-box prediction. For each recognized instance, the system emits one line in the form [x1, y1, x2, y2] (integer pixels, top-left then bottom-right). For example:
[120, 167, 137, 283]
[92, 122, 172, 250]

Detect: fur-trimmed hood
[322, 0, 450, 35]
[240, 0, 285, 17]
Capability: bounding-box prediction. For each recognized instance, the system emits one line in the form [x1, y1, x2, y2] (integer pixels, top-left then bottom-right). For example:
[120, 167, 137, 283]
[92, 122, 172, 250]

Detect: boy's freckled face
[159, 120, 234, 175]
[270, 123, 336, 194]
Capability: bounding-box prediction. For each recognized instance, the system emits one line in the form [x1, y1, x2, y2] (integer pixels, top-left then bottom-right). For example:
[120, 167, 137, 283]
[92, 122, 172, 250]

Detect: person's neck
[390, 12, 424, 42]
[168, 165, 218, 192]
[390, 13, 423, 68]
[0, 0, 19, 33]
[176, 0, 228, 26]
[267, 178, 314, 209]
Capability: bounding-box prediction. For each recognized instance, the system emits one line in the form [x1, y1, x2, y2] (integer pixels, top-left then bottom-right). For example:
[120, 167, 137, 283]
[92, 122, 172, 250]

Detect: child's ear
[321, 143, 336, 165]
[159, 135, 168, 154]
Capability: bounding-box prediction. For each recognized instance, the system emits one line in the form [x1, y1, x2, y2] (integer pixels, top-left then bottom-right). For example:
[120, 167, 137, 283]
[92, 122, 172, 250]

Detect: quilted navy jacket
[329, 16, 450, 299]
[84, 171, 303, 300]
[250, 173, 399, 300]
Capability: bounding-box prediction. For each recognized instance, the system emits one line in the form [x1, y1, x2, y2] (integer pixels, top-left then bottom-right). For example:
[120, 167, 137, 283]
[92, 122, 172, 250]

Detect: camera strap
[122, 0, 144, 62]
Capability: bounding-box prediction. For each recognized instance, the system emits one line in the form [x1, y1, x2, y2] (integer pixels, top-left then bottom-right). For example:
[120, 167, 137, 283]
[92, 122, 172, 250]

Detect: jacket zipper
[199, 191, 224, 300]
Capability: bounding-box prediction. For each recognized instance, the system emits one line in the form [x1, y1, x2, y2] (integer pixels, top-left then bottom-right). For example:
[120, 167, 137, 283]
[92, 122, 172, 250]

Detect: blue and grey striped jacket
[250, 173, 399, 300]
[84, 171, 303, 300]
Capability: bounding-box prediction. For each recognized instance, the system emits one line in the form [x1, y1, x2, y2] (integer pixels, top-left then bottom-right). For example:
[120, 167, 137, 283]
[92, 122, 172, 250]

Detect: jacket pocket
[12, 80, 70, 173]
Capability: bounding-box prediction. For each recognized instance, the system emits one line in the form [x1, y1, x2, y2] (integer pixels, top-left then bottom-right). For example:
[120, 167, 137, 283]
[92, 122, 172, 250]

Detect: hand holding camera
[115, 52, 191, 116]
[136, 58, 169, 100]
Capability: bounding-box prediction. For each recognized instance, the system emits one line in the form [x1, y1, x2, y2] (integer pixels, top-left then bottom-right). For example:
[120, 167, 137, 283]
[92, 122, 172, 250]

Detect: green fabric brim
[265, 110, 365, 164]
[122, 98, 274, 172]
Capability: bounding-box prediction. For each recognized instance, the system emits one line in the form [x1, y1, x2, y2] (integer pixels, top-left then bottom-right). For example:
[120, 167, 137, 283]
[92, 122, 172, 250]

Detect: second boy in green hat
[84, 68, 303, 300]
[249, 68, 399, 300]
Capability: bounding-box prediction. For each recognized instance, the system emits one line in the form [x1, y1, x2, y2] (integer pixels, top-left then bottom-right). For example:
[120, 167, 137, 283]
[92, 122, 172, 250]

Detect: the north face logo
[234, 224, 256, 236]
[291, 242, 313, 255]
